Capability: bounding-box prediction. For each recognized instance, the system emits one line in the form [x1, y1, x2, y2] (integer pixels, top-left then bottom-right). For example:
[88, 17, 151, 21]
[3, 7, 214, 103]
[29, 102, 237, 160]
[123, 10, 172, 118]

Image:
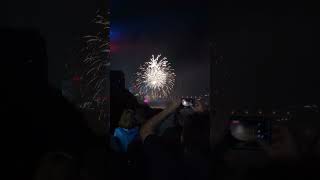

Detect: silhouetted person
[245, 107, 320, 180]
[139, 98, 210, 180]
[2, 28, 106, 180]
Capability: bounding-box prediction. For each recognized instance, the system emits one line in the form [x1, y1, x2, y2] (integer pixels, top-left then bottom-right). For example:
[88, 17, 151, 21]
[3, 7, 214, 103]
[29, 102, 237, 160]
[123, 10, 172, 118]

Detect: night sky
[111, 0, 210, 97]
[112, 0, 320, 107]
[210, 1, 320, 108]
[111, 0, 320, 107]
[2, 0, 320, 107]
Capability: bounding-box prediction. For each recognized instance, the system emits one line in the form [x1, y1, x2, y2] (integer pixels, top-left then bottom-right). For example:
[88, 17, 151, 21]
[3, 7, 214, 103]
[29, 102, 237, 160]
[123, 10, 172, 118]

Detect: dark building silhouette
[110, 70, 125, 89]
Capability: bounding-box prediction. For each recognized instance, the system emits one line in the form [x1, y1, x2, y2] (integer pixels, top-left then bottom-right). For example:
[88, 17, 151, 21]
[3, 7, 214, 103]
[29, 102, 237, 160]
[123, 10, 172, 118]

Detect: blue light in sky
[110, 30, 121, 41]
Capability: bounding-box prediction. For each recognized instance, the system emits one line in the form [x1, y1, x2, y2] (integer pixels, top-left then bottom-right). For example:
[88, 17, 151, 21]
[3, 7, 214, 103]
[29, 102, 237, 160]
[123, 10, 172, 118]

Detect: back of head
[181, 111, 210, 180]
[118, 109, 136, 129]
[1, 28, 48, 179]
[182, 112, 210, 154]
[1, 28, 95, 179]
[1, 28, 47, 94]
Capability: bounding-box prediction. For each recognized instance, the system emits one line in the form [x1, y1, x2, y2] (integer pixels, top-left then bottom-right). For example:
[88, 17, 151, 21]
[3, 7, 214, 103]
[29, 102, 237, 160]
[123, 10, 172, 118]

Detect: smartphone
[181, 98, 194, 107]
[229, 115, 272, 149]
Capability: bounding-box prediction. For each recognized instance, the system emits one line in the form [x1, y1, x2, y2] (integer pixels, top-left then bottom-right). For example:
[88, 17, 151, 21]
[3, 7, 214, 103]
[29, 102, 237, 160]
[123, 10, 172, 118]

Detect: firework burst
[136, 54, 176, 99]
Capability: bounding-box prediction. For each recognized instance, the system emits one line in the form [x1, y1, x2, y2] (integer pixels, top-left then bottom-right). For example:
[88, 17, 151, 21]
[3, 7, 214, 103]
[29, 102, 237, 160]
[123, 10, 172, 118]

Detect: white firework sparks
[136, 54, 176, 99]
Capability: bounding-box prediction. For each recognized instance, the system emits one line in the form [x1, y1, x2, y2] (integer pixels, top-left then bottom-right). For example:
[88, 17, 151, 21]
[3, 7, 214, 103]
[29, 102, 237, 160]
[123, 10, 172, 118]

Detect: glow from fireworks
[136, 54, 175, 98]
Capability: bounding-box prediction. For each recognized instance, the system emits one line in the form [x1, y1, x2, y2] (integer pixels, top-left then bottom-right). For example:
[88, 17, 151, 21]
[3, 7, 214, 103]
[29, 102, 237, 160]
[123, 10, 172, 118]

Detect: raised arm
[140, 99, 181, 142]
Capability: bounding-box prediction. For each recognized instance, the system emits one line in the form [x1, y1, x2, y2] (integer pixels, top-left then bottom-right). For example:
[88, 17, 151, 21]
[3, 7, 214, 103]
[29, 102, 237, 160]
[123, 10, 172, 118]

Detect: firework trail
[82, 11, 110, 101]
[136, 54, 175, 99]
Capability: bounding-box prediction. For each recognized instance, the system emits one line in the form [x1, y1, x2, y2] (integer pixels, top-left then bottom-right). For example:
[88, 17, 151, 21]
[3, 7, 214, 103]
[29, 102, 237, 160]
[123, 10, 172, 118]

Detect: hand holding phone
[181, 98, 194, 107]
